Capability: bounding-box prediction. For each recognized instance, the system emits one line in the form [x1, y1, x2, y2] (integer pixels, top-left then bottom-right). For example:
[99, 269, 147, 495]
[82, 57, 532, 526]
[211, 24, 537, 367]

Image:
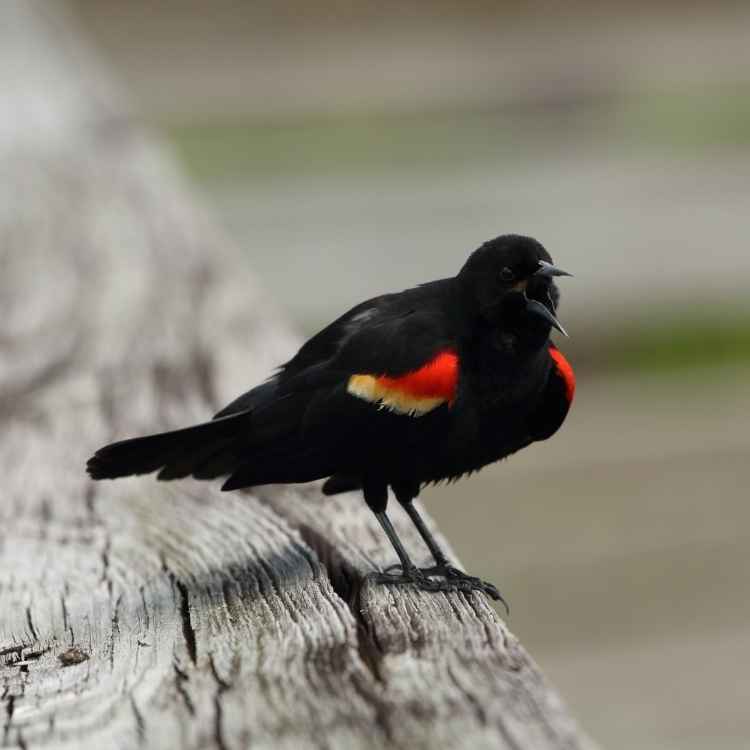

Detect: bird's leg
[392, 481, 451, 567]
[363, 479, 417, 573]
[391, 482, 508, 608]
[373, 511, 418, 574]
[363, 480, 448, 592]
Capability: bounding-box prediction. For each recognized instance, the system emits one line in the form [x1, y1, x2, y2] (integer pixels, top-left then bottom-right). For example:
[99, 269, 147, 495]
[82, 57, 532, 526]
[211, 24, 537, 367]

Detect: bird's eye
[500, 267, 515, 282]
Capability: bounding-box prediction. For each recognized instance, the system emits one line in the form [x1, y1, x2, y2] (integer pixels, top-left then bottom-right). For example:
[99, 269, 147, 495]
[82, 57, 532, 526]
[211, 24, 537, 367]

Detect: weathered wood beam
[0, 3, 594, 748]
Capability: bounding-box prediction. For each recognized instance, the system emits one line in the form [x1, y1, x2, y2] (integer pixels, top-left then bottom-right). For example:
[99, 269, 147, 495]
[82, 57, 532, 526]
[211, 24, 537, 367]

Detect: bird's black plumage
[87, 234, 574, 603]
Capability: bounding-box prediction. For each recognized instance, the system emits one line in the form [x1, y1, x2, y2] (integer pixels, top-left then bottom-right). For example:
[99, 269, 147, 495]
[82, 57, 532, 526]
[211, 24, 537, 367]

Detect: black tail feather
[86, 410, 252, 481]
[155, 438, 235, 481]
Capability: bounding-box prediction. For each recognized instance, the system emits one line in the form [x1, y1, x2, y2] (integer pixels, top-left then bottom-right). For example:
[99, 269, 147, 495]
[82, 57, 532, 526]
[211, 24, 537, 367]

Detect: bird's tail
[86, 410, 253, 482]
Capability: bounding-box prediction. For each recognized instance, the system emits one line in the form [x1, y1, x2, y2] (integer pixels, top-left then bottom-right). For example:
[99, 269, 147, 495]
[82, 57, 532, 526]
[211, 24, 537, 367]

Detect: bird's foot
[373, 564, 507, 610]
[420, 564, 508, 611]
[370, 566, 459, 594]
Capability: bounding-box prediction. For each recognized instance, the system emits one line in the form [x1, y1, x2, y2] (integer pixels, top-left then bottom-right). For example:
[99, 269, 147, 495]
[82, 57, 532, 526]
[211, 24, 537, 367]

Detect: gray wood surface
[0, 3, 593, 749]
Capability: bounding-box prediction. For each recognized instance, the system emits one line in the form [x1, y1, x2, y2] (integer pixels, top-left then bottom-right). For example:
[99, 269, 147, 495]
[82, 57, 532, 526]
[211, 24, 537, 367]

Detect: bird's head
[458, 234, 571, 342]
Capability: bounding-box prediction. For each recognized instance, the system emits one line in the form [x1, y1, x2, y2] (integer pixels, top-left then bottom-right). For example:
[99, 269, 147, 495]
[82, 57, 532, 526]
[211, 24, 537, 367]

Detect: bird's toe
[367, 563, 507, 609]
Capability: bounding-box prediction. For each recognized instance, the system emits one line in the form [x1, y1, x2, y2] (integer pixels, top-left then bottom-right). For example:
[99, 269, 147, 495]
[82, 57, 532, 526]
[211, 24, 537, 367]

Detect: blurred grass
[620, 84, 750, 150]
[566, 310, 750, 377]
[164, 110, 531, 181]
[163, 83, 750, 377]
[165, 84, 750, 181]
[599, 313, 750, 374]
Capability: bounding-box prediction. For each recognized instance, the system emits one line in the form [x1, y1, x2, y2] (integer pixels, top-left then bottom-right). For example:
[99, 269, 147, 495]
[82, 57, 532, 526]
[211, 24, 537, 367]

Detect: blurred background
[70, 2, 749, 748]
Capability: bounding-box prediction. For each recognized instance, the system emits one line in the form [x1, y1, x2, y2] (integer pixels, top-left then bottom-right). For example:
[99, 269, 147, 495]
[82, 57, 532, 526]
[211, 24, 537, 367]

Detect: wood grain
[0, 3, 594, 748]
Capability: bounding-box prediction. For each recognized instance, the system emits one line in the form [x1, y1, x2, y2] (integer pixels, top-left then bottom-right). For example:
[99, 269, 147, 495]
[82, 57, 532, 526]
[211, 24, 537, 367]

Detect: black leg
[392, 481, 450, 566]
[390, 481, 508, 610]
[362, 479, 457, 594]
[362, 478, 417, 571]
[373, 511, 418, 573]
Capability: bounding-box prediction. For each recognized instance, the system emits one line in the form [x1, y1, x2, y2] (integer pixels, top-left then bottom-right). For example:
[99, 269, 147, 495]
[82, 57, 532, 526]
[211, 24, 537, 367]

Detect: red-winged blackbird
[88, 235, 574, 605]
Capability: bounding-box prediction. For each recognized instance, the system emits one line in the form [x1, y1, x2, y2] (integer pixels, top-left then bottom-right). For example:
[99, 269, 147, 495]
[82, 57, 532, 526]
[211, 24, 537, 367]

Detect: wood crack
[208, 655, 232, 750]
[60, 595, 69, 635]
[293, 521, 386, 683]
[24, 608, 38, 642]
[173, 662, 195, 717]
[0, 646, 25, 662]
[130, 696, 146, 747]
[174, 577, 198, 667]
[100, 535, 111, 586]
[3, 694, 15, 742]
[110, 593, 122, 672]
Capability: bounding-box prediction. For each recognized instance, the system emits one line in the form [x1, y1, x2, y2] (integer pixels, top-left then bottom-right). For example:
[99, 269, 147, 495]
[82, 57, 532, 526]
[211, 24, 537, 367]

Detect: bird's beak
[525, 297, 568, 337]
[535, 260, 572, 278]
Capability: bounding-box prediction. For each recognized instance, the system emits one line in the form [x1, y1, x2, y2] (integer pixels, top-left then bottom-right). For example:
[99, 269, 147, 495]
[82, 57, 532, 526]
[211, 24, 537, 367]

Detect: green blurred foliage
[168, 85, 750, 182]
[599, 312, 750, 374]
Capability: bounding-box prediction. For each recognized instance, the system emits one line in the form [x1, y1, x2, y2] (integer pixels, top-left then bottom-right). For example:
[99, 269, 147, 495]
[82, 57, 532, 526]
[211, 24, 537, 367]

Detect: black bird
[87, 234, 574, 605]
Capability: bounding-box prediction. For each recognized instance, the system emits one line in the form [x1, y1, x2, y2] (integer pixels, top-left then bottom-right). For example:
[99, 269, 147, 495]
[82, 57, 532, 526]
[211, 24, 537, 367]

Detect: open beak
[527, 260, 571, 335]
[525, 298, 568, 336]
[535, 260, 572, 278]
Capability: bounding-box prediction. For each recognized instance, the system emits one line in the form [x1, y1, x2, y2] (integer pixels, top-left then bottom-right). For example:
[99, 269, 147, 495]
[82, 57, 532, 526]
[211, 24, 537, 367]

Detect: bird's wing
[333, 314, 458, 416]
[214, 292, 406, 418]
[279, 290, 459, 417]
[215, 282, 459, 423]
[282, 287, 440, 376]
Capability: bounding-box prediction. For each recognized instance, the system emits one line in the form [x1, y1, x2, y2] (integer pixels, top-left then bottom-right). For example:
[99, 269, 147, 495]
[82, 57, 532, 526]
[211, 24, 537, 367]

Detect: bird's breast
[461, 341, 550, 409]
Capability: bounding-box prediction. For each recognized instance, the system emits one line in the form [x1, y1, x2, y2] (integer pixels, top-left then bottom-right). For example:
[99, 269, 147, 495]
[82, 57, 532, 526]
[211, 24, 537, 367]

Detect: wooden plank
[0, 3, 594, 748]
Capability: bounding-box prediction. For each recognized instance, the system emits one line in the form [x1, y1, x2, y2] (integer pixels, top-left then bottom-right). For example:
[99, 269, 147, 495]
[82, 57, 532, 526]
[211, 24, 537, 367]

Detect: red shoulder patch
[549, 346, 575, 403]
[378, 350, 458, 402]
[348, 349, 459, 416]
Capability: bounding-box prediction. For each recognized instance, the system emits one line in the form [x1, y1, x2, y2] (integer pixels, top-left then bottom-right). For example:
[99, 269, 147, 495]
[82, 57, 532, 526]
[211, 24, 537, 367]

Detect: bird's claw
[370, 563, 508, 611]
[421, 564, 508, 612]
[369, 567, 444, 593]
